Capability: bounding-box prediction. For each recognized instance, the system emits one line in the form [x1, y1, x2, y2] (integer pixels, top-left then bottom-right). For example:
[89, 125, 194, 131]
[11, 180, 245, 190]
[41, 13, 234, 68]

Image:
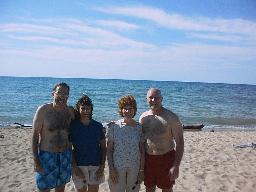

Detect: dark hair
[52, 82, 70, 93]
[118, 95, 137, 118]
[75, 95, 93, 119]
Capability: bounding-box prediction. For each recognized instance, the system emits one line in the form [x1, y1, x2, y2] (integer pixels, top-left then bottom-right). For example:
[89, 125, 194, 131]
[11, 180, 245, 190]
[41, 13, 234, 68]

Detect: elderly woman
[107, 95, 145, 192]
[69, 95, 106, 192]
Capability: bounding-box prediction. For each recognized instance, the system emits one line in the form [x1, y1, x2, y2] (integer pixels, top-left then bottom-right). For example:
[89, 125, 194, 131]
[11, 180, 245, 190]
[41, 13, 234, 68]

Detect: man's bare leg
[55, 185, 65, 192]
[146, 186, 156, 192]
[162, 188, 173, 192]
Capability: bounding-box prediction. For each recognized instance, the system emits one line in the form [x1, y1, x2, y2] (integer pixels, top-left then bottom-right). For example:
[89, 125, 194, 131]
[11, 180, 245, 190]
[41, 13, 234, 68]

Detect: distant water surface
[0, 76, 255, 130]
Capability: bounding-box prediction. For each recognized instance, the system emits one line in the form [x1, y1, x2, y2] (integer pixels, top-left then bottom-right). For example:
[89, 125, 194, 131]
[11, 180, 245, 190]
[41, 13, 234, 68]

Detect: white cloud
[97, 6, 256, 45]
[95, 19, 140, 31]
[187, 32, 242, 42]
[1, 40, 255, 84]
[2, 41, 255, 68]
[188, 32, 256, 46]
[0, 20, 154, 49]
[98, 6, 256, 36]
[0, 23, 72, 35]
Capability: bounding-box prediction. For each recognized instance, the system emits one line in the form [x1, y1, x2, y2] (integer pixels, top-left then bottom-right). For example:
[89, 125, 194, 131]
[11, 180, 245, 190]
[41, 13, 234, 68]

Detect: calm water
[0, 76, 256, 130]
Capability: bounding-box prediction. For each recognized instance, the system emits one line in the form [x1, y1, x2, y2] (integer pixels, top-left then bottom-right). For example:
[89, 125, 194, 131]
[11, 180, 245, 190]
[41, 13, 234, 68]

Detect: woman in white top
[107, 95, 145, 192]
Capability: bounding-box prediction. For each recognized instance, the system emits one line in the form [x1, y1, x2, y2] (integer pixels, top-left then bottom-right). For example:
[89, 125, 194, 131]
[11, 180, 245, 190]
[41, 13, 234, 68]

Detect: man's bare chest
[143, 115, 169, 136]
[44, 109, 70, 131]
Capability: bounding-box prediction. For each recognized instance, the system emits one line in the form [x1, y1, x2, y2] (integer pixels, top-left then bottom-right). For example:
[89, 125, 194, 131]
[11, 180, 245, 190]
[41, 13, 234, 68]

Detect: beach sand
[0, 127, 255, 192]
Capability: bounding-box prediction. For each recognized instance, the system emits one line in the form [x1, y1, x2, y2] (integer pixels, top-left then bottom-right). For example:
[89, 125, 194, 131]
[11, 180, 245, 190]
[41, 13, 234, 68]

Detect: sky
[0, 0, 256, 85]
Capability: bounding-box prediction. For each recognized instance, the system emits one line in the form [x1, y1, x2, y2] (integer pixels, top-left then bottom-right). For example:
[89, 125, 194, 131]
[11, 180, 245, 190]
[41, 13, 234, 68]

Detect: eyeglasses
[80, 106, 91, 111]
[123, 106, 134, 110]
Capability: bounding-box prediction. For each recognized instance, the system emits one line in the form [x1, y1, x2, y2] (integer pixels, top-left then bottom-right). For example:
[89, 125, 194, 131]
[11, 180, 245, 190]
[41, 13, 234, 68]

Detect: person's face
[79, 105, 92, 119]
[121, 105, 135, 118]
[52, 86, 69, 107]
[147, 90, 163, 110]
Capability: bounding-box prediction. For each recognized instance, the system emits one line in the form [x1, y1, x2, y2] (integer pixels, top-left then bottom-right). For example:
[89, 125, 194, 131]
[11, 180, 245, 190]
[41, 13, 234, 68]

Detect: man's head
[75, 95, 93, 119]
[147, 88, 163, 111]
[52, 82, 70, 107]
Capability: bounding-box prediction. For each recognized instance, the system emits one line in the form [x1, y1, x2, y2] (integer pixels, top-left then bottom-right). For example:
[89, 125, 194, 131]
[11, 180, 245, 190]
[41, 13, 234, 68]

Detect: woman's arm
[107, 140, 118, 183]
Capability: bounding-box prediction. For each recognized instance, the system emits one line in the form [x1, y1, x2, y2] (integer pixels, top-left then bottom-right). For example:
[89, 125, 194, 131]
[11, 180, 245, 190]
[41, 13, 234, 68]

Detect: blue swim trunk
[35, 149, 72, 190]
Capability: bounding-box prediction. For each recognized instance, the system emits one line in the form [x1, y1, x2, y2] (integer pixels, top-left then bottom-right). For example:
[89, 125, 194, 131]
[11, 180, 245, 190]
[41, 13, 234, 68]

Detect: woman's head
[118, 95, 137, 118]
[75, 95, 93, 119]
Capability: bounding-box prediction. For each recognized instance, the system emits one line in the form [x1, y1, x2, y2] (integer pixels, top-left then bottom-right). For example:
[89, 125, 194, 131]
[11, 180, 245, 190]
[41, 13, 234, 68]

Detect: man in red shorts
[139, 88, 184, 192]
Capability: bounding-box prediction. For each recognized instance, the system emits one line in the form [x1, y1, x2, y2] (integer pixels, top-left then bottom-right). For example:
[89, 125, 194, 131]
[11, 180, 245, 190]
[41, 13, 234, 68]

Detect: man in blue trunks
[32, 82, 74, 192]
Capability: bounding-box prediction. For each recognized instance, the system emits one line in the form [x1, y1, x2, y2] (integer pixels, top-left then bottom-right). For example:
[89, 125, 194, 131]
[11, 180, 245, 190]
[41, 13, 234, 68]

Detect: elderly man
[139, 88, 184, 192]
[32, 82, 74, 192]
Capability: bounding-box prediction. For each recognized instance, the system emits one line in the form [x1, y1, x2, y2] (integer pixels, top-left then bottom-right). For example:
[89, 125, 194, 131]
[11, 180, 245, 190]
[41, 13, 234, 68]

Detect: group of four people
[32, 82, 184, 192]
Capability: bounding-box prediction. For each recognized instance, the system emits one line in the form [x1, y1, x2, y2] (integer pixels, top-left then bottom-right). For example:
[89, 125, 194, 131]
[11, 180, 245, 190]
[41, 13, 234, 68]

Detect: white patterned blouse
[106, 119, 143, 169]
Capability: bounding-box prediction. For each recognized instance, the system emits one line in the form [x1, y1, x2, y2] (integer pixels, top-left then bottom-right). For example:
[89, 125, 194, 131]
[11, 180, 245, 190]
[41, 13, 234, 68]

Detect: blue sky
[1, 0, 256, 85]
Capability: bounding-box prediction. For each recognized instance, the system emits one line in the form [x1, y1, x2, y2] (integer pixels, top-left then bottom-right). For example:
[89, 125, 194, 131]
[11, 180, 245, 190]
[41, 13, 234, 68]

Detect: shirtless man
[32, 82, 74, 192]
[139, 88, 184, 192]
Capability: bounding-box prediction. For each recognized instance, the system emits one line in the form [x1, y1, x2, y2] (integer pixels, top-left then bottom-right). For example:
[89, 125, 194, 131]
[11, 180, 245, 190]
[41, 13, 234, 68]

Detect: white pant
[108, 167, 140, 192]
[72, 165, 105, 190]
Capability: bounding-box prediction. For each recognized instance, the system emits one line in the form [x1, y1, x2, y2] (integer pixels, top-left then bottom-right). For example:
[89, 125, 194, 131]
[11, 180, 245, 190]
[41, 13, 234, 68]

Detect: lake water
[0, 76, 255, 130]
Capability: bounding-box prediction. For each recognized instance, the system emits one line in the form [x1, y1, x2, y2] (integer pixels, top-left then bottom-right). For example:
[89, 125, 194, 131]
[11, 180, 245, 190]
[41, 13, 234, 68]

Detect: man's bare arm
[31, 106, 44, 172]
[168, 116, 184, 180]
[68, 106, 75, 120]
[172, 117, 184, 167]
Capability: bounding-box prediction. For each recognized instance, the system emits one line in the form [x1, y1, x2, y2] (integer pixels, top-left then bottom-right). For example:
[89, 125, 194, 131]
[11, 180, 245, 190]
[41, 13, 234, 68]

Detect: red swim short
[144, 150, 176, 189]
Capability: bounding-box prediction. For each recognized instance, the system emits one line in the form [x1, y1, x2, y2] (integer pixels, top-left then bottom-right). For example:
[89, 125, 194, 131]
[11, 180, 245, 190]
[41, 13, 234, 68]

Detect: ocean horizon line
[1, 75, 255, 86]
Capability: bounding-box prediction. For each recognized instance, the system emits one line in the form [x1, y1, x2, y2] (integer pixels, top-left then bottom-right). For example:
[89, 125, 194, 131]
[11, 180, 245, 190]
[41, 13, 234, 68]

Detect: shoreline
[2, 124, 256, 132]
[0, 127, 256, 192]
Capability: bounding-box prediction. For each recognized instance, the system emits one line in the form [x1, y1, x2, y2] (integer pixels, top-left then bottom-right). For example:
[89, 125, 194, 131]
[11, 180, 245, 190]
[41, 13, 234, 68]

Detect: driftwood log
[183, 124, 204, 131]
[14, 122, 32, 128]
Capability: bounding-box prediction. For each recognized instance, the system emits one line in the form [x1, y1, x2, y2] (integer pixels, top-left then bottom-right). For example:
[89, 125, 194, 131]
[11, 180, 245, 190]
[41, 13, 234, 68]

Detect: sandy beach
[0, 127, 255, 192]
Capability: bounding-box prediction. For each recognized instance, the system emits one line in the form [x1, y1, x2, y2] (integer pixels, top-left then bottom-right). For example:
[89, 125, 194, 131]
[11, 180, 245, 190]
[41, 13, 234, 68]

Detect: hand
[137, 170, 144, 184]
[95, 165, 104, 180]
[109, 168, 119, 183]
[34, 162, 44, 174]
[169, 166, 179, 181]
[74, 166, 85, 179]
